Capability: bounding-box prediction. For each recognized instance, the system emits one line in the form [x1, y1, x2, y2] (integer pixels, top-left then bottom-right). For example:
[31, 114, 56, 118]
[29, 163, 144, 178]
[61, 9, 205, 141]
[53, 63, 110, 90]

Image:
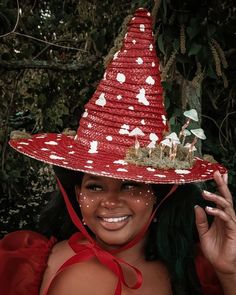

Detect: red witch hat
[9, 8, 226, 183]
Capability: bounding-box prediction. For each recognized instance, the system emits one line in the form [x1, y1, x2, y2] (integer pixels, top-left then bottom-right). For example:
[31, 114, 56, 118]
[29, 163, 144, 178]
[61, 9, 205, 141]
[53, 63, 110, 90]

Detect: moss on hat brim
[125, 144, 195, 170]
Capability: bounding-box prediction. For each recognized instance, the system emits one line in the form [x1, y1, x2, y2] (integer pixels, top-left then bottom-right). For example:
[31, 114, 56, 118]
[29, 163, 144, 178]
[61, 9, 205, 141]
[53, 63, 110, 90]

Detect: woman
[1, 7, 236, 295]
[36, 167, 235, 295]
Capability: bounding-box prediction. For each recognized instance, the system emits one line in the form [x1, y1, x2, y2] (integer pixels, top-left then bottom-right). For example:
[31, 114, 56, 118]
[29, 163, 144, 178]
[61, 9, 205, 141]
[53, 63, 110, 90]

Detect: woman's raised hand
[194, 171, 236, 279]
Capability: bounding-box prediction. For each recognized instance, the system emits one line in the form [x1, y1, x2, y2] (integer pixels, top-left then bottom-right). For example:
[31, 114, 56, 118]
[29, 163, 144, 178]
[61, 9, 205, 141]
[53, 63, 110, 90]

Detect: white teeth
[102, 216, 129, 223]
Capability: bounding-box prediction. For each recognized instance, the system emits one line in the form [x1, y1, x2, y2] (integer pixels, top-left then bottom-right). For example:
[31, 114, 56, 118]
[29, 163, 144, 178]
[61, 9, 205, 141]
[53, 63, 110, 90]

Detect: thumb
[194, 205, 209, 238]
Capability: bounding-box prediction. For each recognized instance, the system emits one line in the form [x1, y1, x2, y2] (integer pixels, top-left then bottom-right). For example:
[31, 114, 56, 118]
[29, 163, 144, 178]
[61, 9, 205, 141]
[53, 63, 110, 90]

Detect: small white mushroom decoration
[184, 143, 197, 152]
[147, 133, 159, 153]
[160, 138, 172, 148]
[182, 129, 191, 145]
[186, 128, 206, 161]
[191, 128, 206, 141]
[184, 143, 197, 163]
[184, 109, 199, 122]
[129, 127, 145, 155]
[180, 109, 199, 139]
[165, 132, 180, 160]
[165, 132, 180, 144]
[160, 138, 172, 159]
[129, 127, 145, 137]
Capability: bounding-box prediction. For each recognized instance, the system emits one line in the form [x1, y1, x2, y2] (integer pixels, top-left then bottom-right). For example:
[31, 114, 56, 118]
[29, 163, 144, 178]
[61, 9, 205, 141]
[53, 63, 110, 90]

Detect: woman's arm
[194, 171, 236, 295]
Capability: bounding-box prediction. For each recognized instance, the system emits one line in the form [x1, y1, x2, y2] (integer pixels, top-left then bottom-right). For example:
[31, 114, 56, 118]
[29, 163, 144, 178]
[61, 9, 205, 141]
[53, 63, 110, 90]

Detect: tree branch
[0, 59, 97, 71]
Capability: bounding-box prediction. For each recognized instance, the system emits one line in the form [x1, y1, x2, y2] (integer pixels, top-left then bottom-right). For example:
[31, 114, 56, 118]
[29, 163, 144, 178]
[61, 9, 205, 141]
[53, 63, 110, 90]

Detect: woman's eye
[122, 183, 137, 190]
[86, 184, 103, 191]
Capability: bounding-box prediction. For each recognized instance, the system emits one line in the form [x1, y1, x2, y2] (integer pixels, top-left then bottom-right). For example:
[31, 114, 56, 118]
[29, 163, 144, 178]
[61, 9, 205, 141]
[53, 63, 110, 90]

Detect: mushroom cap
[147, 141, 156, 149]
[183, 109, 199, 122]
[183, 129, 191, 136]
[184, 143, 197, 151]
[165, 132, 180, 143]
[149, 133, 159, 141]
[129, 127, 145, 136]
[160, 138, 172, 148]
[190, 128, 206, 140]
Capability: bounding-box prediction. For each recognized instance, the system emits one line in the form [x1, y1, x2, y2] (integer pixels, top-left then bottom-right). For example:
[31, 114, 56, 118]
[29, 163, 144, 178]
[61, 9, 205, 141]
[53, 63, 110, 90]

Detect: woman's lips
[98, 215, 131, 230]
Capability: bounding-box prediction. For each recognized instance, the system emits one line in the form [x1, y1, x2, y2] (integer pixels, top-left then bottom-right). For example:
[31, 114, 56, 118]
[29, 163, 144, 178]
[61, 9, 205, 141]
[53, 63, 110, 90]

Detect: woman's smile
[98, 215, 131, 230]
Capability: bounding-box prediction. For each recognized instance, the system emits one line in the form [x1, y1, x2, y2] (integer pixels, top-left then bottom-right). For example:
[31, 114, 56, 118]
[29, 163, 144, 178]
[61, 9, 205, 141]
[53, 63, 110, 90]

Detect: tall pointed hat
[9, 8, 226, 183]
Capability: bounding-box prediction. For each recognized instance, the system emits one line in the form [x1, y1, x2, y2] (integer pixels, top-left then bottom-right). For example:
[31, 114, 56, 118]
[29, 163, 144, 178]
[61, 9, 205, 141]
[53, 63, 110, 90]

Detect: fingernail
[215, 170, 221, 177]
[203, 190, 212, 195]
[223, 173, 228, 184]
[206, 206, 214, 211]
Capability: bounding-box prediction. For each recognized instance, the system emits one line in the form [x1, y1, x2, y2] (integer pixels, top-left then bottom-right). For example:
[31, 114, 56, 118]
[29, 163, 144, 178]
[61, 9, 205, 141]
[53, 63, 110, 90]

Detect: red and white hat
[9, 8, 226, 184]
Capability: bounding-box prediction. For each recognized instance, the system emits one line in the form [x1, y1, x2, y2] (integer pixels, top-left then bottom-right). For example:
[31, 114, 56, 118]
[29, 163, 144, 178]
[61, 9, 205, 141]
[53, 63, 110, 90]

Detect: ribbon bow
[44, 178, 177, 294]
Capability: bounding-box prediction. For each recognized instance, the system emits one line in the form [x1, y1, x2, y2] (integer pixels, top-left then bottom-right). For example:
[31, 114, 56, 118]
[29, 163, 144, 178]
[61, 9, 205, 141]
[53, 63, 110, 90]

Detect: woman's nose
[100, 191, 122, 209]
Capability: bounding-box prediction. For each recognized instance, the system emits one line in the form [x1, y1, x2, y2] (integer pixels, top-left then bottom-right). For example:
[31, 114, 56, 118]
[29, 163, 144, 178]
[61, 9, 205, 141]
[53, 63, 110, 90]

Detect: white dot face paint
[78, 174, 157, 247]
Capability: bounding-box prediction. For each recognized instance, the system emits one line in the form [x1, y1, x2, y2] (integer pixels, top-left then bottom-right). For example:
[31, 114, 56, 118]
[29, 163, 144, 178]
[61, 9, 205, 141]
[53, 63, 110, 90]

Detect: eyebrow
[83, 175, 104, 181]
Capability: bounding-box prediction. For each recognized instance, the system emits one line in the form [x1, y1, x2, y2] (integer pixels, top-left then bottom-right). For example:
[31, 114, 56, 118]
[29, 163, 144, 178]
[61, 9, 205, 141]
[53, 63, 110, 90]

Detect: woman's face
[76, 174, 156, 249]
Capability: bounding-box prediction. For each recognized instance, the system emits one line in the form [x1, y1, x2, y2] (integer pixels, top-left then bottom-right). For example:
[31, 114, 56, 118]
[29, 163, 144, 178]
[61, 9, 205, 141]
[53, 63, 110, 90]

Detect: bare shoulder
[47, 257, 117, 295]
[39, 240, 116, 295]
[40, 239, 75, 294]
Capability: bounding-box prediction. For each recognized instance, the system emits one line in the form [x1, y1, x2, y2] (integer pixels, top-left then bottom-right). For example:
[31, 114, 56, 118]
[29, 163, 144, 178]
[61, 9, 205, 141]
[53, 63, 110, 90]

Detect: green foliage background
[0, 0, 235, 237]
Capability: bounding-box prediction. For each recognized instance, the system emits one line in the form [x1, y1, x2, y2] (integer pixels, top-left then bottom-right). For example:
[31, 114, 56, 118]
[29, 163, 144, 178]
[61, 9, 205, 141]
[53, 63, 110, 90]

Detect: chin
[95, 232, 134, 249]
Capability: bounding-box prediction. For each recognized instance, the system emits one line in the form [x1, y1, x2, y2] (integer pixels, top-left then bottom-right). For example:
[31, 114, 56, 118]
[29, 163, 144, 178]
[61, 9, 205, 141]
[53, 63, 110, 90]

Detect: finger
[223, 173, 228, 185]
[214, 171, 233, 203]
[202, 190, 236, 219]
[205, 206, 236, 229]
[194, 205, 209, 238]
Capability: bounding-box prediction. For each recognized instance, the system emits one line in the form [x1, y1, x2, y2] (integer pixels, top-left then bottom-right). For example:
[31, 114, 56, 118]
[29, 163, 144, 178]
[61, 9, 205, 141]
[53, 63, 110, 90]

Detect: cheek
[77, 192, 98, 210]
[128, 190, 156, 208]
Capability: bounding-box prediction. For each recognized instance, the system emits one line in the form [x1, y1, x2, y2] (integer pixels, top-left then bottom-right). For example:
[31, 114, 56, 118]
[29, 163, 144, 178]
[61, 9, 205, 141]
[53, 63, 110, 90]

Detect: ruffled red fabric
[0, 230, 56, 295]
[195, 246, 223, 295]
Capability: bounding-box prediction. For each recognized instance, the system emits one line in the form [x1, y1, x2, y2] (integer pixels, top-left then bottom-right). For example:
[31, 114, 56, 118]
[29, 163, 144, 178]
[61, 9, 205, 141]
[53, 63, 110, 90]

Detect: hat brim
[9, 133, 227, 184]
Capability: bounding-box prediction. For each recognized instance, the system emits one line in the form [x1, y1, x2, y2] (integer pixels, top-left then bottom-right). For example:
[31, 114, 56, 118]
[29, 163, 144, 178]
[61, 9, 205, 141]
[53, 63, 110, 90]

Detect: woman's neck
[96, 236, 147, 265]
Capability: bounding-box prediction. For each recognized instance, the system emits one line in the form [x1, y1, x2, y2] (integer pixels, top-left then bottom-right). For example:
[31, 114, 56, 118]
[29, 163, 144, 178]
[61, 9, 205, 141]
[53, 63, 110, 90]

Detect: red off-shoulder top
[0, 230, 223, 295]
